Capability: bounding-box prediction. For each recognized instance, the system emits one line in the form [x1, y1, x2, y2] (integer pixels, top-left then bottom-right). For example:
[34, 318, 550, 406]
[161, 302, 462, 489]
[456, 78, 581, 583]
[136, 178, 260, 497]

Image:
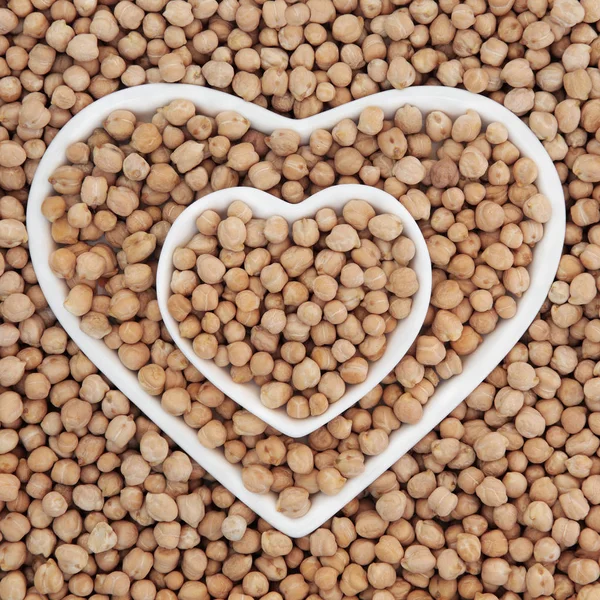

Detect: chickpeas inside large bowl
[164, 197, 421, 423]
[31, 87, 562, 528]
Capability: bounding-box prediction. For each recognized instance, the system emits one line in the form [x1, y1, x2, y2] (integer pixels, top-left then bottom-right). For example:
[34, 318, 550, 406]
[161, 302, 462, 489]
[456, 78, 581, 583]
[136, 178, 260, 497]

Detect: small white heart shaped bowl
[27, 84, 565, 537]
[156, 184, 432, 437]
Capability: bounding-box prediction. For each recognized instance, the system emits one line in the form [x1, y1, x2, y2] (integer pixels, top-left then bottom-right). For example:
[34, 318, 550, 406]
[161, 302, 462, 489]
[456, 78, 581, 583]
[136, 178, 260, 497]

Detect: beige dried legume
[169, 199, 416, 416]
[2, 5, 598, 598]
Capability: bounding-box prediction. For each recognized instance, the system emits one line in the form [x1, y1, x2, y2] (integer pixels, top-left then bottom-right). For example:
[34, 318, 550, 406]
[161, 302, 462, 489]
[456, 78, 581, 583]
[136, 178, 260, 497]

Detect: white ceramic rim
[27, 84, 565, 537]
[156, 184, 432, 437]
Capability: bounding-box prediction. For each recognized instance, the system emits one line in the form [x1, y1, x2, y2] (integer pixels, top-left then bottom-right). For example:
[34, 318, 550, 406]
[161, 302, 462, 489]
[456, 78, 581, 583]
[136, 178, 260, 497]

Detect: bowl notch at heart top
[156, 184, 433, 438]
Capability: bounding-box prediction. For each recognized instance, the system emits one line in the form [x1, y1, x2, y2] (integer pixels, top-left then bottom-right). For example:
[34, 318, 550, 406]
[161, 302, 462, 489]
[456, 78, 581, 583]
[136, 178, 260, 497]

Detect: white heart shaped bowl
[27, 84, 565, 538]
[156, 184, 432, 438]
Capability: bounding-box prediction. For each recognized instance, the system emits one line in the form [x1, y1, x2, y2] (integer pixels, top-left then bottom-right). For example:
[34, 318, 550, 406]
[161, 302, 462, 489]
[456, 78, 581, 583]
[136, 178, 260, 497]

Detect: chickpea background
[168, 199, 417, 416]
[2, 0, 600, 598]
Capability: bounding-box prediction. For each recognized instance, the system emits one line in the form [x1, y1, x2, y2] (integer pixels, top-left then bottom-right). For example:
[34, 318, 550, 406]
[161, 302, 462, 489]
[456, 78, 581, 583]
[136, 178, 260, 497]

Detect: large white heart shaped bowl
[27, 84, 565, 538]
[156, 184, 432, 438]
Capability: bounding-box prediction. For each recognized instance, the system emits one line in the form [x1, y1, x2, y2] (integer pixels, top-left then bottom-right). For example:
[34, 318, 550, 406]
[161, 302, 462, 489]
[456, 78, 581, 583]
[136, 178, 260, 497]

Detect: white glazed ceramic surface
[27, 84, 565, 538]
[156, 184, 432, 437]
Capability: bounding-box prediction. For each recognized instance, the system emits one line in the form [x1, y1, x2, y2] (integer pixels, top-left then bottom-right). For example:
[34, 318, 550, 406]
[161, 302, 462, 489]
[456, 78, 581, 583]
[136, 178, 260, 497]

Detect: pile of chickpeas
[0, 0, 596, 123]
[168, 199, 417, 416]
[2, 0, 600, 598]
[41, 98, 552, 510]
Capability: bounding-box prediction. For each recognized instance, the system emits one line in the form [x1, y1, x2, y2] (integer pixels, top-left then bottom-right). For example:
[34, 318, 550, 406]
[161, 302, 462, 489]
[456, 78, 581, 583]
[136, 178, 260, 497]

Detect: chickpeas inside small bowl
[157, 184, 431, 437]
